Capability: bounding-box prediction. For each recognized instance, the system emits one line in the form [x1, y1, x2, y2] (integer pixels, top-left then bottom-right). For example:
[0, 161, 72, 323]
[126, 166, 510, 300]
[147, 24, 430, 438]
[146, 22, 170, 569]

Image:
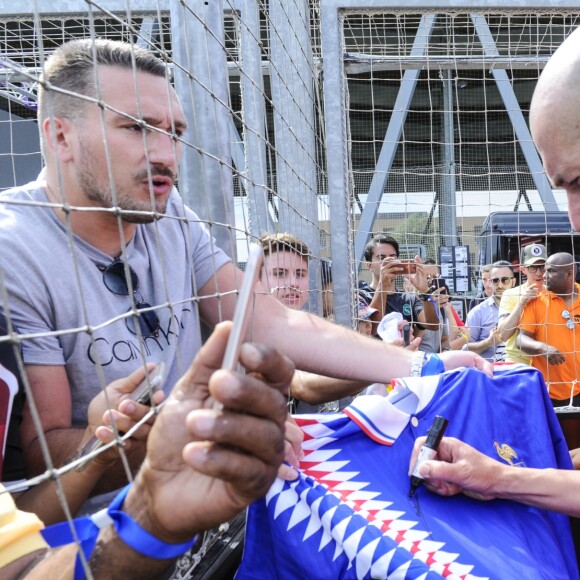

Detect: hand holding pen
[408, 433, 502, 501]
[408, 416, 448, 497]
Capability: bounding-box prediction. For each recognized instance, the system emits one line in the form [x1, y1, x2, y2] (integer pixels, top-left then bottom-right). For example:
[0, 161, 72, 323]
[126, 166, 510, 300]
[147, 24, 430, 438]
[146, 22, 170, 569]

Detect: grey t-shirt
[418, 309, 449, 353]
[0, 177, 230, 427]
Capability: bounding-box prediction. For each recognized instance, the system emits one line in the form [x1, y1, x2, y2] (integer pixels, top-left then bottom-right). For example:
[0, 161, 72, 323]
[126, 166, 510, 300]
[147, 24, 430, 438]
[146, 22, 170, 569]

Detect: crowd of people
[2, 22, 580, 579]
[0, 37, 486, 577]
[412, 24, 580, 519]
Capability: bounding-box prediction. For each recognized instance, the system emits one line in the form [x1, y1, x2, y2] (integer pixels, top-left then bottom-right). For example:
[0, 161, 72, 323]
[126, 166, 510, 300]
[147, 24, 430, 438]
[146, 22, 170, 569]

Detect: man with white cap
[497, 243, 548, 364]
[406, 26, 580, 520]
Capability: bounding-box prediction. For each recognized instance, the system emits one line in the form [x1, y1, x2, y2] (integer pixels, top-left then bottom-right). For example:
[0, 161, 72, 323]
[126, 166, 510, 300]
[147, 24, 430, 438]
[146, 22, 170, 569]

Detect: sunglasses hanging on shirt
[561, 309, 575, 330]
[98, 259, 160, 337]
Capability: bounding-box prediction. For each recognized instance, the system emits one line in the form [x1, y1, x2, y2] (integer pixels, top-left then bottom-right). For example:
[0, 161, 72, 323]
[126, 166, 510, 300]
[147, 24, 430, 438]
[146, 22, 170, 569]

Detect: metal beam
[228, 117, 246, 184]
[319, 0, 579, 9]
[135, 16, 160, 49]
[0, 0, 169, 15]
[5, 0, 579, 14]
[343, 54, 551, 73]
[471, 13, 558, 210]
[270, 0, 322, 314]
[440, 70, 458, 248]
[235, 0, 273, 236]
[354, 14, 436, 266]
[170, 0, 237, 260]
[320, 1, 349, 327]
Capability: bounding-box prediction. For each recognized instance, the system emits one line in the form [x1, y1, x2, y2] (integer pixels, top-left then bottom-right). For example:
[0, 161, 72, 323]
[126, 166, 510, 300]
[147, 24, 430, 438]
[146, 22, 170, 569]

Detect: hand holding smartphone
[429, 277, 449, 293]
[215, 244, 264, 409]
[398, 259, 417, 274]
[74, 362, 166, 471]
[221, 244, 264, 372]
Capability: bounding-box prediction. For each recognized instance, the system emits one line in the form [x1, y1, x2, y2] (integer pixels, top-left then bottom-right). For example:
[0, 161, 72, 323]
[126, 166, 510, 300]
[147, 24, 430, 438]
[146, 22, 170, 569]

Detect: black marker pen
[409, 415, 448, 498]
[403, 324, 410, 346]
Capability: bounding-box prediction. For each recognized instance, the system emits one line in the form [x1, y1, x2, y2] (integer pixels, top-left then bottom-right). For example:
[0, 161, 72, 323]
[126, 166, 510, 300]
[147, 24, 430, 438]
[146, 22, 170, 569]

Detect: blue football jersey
[236, 365, 578, 580]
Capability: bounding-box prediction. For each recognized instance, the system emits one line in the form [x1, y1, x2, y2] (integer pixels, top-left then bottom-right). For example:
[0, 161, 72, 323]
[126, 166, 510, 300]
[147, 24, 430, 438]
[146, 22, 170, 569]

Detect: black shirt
[357, 281, 424, 326]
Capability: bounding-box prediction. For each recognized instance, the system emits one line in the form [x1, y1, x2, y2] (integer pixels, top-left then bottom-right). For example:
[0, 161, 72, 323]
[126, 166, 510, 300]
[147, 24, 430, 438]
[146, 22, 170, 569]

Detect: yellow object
[498, 285, 532, 365]
[0, 484, 47, 569]
[493, 441, 518, 466]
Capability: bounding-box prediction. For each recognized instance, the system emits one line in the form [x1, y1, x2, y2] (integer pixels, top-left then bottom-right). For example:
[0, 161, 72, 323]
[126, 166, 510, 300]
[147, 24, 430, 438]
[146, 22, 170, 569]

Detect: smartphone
[221, 244, 264, 371]
[214, 244, 264, 409]
[127, 362, 166, 406]
[74, 362, 166, 471]
[429, 277, 449, 293]
[398, 259, 417, 274]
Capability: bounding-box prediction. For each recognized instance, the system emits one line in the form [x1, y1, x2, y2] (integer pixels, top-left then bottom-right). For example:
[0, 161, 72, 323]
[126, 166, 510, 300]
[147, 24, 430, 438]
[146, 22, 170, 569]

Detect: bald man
[531, 29, 580, 232]
[516, 253, 580, 449]
[408, 28, 580, 514]
[517, 253, 580, 402]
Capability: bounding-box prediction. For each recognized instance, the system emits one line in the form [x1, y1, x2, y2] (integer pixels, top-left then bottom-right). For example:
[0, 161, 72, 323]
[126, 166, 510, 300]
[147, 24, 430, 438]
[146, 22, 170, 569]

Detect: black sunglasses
[99, 259, 160, 337]
[491, 277, 513, 286]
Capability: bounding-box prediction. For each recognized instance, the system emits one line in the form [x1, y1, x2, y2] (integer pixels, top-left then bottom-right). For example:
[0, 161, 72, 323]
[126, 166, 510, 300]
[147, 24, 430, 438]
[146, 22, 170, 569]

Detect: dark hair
[363, 234, 399, 262]
[491, 260, 514, 275]
[423, 258, 436, 265]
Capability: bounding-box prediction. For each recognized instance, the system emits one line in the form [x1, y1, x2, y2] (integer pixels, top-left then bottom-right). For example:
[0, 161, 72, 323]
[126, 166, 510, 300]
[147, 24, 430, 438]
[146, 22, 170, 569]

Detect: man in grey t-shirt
[0, 39, 489, 495]
[465, 261, 515, 362]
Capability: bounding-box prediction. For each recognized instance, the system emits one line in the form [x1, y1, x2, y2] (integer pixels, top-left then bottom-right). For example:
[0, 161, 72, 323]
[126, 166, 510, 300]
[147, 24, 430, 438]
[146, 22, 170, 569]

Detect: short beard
[118, 199, 167, 224]
[77, 145, 169, 224]
[82, 182, 166, 224]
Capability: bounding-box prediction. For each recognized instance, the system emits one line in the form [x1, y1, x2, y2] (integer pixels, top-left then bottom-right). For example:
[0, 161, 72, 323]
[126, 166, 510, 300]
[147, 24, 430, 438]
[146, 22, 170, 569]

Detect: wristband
[421, 354, 445, 376]
[428, 297, 441, 320]
[41, 484, 197, 580]
[409, 351, 426, 377]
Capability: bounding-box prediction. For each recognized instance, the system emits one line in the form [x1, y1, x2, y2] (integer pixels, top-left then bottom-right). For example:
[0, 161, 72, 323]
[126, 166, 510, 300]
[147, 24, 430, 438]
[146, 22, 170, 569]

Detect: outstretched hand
[125, 321, 293, 543]
[439, 350, 493, 377]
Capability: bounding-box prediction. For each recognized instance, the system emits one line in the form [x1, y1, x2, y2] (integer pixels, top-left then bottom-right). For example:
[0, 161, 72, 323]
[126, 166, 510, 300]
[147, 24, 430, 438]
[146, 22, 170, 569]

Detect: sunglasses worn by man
[491, 277, 514, 286]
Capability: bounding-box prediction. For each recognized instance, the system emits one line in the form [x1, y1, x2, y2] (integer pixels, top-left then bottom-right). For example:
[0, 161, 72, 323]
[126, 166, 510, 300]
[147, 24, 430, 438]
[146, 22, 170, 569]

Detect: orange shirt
[520, 285, 580, 400]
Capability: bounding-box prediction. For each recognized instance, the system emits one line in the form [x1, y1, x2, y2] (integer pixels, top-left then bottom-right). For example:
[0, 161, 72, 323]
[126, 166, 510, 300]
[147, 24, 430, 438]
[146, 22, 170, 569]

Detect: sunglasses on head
[99, 259, 160, 337]
[491, 277, 513, 286]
